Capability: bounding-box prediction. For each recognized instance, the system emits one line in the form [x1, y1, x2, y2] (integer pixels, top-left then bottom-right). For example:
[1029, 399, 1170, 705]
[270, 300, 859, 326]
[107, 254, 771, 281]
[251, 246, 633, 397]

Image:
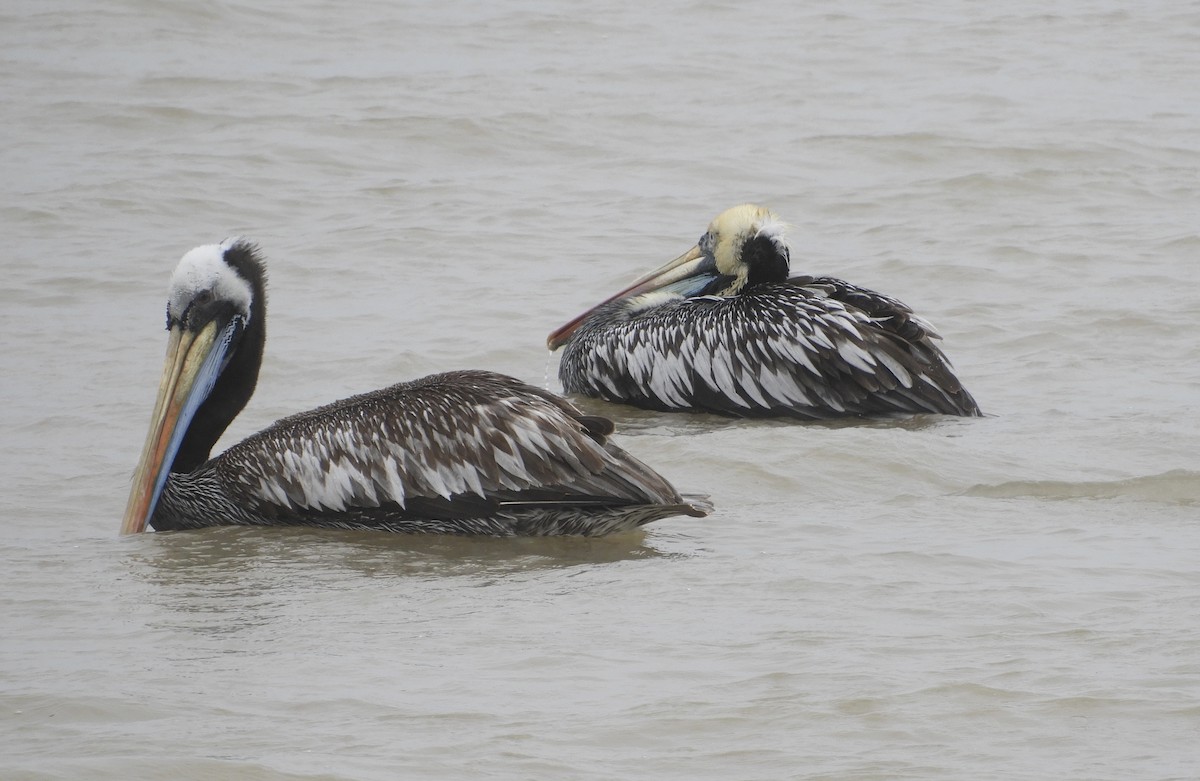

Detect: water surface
[3, 1, 1199, 779]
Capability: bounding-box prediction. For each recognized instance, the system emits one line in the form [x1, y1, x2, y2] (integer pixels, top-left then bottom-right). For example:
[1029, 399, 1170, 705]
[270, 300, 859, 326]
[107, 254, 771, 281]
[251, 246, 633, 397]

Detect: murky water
[3, 1, 1199, 779]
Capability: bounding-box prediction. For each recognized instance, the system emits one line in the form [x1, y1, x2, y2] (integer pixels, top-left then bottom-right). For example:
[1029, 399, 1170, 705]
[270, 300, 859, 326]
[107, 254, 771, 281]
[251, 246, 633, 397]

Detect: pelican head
[547, 204, 790, 349]
[120, 238, 266, 534]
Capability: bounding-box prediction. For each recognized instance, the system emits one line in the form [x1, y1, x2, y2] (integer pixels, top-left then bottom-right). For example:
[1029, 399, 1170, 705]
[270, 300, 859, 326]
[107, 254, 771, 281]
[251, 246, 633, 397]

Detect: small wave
[963, 469, 1199, 504]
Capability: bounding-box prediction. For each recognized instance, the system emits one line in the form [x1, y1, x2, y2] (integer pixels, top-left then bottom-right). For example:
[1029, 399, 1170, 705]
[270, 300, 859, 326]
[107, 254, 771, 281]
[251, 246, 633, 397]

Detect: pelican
[547, 204, 981, 419]
[121, 239, 711, 536]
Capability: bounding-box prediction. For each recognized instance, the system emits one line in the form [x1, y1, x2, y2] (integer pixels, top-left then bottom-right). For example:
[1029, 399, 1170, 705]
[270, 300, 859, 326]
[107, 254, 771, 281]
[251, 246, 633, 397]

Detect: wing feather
[214, 370, 684, 513]
[559, 279, 979, 418]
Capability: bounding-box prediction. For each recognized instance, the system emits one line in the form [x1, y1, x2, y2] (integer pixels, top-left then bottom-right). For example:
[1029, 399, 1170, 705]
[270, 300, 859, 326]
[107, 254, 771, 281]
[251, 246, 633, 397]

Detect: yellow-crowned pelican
[547, 204, 981, 419]
[121, 239, 711, 536]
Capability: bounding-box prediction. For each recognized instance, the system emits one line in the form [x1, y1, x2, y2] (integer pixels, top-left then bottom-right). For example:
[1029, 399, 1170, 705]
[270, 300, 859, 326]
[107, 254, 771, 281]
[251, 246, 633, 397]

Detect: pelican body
[548, 205, 981, 419]
[121, 239, 710, 536]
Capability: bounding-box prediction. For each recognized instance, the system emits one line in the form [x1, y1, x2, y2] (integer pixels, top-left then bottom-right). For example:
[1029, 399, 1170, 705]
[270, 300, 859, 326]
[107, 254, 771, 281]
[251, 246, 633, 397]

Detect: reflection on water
[127, 525, 673, 585]
[120, 527, 678, 644]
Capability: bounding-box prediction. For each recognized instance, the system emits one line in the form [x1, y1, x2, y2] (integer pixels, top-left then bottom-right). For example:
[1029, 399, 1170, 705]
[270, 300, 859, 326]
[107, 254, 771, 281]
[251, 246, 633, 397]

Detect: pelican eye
[178, 288, 219, 327]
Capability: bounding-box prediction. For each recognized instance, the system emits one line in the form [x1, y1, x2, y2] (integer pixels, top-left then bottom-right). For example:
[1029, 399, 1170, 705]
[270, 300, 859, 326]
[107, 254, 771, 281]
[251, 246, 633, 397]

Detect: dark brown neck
[742, 235, 791, 288]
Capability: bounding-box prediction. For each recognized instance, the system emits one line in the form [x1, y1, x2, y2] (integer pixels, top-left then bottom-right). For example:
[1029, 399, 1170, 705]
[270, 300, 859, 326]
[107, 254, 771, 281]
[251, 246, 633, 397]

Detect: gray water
[3, 1, 1199, 779]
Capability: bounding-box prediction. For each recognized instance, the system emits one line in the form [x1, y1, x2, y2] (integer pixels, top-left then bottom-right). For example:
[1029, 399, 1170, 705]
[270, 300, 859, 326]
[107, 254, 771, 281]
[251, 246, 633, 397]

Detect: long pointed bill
[119, 320, 232, 534]
[546, 244, 711, 350]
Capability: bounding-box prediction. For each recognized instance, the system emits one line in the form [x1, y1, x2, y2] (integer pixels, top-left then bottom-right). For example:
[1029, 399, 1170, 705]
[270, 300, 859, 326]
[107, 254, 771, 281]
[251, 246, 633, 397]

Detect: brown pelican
[547, 204, 981, 419]
[121, 239, 711, 536]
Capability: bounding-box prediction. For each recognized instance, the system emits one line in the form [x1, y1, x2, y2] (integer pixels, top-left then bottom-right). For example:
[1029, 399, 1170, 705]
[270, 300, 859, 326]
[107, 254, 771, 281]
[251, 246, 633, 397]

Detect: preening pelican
[547, 204, 981, 419]
[121, 239, 711, 536]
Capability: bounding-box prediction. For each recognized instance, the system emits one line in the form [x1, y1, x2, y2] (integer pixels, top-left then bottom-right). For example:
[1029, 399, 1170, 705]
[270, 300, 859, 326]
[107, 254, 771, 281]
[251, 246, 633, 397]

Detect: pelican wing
[212, 370, 683, 514]
[564, 279, 973, 417]
[796, 276, 941, 345]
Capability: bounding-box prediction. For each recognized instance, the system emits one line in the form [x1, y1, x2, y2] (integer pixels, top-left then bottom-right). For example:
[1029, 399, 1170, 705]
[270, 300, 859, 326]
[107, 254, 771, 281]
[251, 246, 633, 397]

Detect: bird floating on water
[121, 239, 710, 536]
[547, 204, 981, 419]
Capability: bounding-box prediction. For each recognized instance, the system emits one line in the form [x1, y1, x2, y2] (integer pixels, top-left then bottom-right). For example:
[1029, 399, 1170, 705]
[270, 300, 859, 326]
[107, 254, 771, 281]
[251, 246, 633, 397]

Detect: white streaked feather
[875, 350, 914, 388]
[649, 352, 692, 407]
[708, 348, 750, 408]
[835, 339, 878, 373]
[806, 324, 836, 351]
[380, 455, 408, 505]
[776, 335, 820, 376]
[735, 366, 771, 408]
